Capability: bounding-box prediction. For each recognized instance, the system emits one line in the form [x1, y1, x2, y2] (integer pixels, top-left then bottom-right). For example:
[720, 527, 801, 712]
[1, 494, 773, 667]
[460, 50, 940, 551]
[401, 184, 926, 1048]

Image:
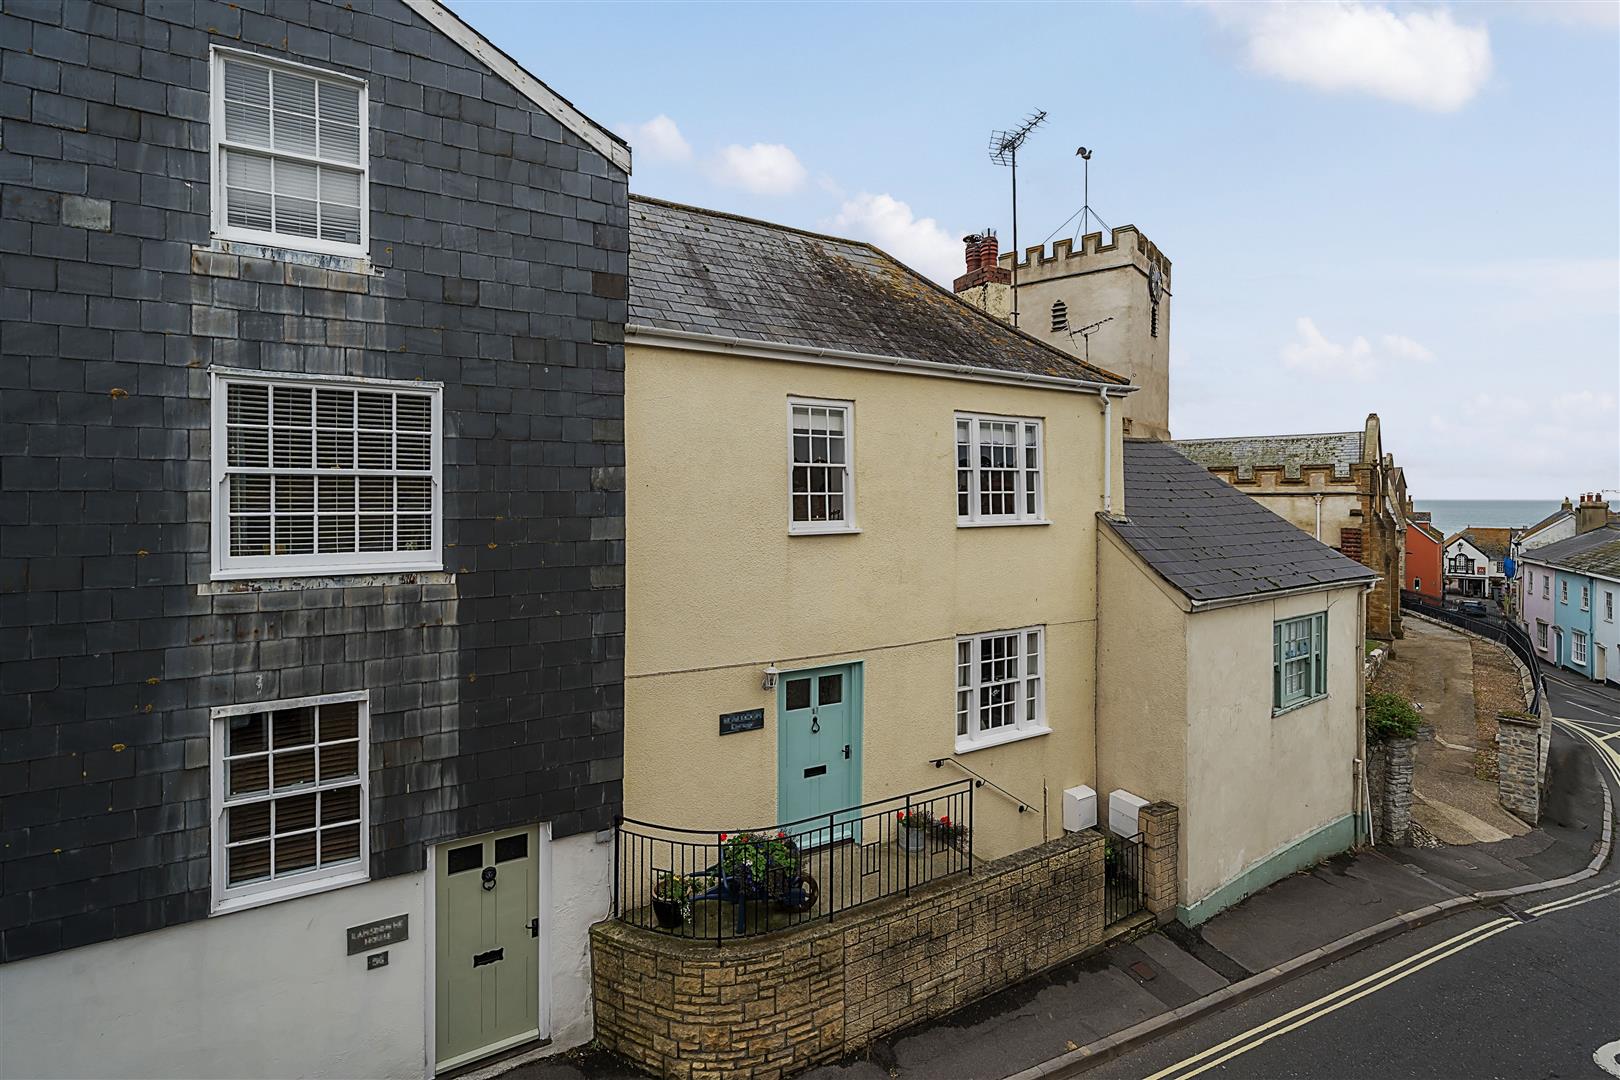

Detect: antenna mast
[989, 109, 1046, 328]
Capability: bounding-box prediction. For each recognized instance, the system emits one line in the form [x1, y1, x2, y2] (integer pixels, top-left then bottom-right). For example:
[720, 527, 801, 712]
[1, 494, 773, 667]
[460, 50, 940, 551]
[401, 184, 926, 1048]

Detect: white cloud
[710, 143, 807, 195]
[826, 193, 961, 284]
[620, 115, 692, 163]
[1280, 317, 1436, 379]
[1205, 2, 1492, 112]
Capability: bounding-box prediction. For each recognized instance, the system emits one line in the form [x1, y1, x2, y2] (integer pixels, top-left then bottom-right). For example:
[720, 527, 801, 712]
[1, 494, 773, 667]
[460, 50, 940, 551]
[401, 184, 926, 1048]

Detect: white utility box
[1109, 788, 1149, 837]
[1061, 785, 1098, 833]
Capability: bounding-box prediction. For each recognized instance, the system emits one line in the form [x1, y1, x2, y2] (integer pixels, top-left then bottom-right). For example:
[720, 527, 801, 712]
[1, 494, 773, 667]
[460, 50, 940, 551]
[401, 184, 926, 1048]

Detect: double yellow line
[1145, 877, 1620, 1080]
[1557, 717, 1620, 788]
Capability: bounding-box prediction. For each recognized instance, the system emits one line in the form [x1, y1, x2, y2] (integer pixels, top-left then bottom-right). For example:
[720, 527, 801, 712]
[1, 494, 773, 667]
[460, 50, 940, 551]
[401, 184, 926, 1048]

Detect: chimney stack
[953, 230, 1011, 295]
[1576, 492, 1610, 534]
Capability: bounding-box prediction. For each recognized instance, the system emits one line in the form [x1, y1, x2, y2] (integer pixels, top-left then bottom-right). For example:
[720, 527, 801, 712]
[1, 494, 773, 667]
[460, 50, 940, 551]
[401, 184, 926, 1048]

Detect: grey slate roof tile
[627, 195, 1130, 386]
[1107, 440, 1376, 603]
[1519, 525, 1620, 579]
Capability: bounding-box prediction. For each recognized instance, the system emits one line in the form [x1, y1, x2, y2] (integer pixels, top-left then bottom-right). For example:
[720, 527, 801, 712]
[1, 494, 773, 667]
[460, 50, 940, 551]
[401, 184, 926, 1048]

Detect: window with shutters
[210, 47, 368, 257]
[956, 414, 1044, 525]
[210, 692, 369, 913]
[210, 370, 442, 579]
[955, 626, 1047, 752]
[1273, 612, 1328, 712]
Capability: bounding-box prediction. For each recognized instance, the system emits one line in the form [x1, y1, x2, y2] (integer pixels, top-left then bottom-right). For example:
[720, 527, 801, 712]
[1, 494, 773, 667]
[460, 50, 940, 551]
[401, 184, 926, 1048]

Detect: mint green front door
[777, 664, 861, 832]
[435, 828, 540, 1072]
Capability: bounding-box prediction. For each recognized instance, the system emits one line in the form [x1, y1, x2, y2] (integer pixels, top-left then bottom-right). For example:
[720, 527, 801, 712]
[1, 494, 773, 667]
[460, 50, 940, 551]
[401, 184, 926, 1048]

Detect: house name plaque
[347, 914, 409, 955]
[719, 708, 765, 736]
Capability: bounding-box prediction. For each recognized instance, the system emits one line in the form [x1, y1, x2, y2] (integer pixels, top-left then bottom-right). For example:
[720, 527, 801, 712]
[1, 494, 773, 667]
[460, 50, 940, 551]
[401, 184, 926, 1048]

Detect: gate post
[1139, 802, 1180, 925]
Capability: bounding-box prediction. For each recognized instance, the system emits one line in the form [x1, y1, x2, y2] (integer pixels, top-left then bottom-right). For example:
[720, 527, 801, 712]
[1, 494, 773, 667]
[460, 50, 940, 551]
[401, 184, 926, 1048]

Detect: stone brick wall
[0, 0, 626, 962]
[1140, 802, 1179, 921]
[591, 830, 1106, 1080]
[1366, 737, 1414, 845]
[1496, 716, 1541, 825]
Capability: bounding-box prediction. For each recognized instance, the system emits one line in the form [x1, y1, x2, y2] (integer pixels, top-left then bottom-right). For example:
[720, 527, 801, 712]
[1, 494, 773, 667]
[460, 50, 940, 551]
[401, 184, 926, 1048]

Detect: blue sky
[456, 0, 1619, 499]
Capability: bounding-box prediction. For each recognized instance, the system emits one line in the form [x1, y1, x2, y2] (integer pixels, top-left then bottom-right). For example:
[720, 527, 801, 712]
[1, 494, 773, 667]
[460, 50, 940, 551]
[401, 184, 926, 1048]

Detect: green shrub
[1366, 691, 1421, 743]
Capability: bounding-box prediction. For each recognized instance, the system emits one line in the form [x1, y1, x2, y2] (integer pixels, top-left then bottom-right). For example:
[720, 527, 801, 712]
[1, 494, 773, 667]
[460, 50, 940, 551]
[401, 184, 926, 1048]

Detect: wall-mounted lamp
[761, 665, 780, 691]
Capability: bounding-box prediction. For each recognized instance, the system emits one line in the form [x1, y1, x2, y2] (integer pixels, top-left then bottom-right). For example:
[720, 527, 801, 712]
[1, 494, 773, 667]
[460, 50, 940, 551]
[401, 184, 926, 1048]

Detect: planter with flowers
[650, 872, 694, 930]
[932, 813, 969, 852]
[896, 809, 934, 852]
[713, 830, 819, 914]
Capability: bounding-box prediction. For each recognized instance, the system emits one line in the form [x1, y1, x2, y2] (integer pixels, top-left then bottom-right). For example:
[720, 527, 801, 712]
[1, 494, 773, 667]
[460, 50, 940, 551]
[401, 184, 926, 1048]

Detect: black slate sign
[719, 708, 765, 736]
[347, 914, 409, 955]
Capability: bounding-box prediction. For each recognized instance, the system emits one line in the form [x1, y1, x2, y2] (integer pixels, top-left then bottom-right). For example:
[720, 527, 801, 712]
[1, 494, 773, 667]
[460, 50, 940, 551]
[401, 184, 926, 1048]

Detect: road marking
[1557, 720, 1620, 786]
[1570, 701, 1620, 720]
[1596, 1039, 1620, 1079]
[1524, 880, 1620, 914]
[1141, 919, 1513, 1080]
[1523, 881, 1620, 918]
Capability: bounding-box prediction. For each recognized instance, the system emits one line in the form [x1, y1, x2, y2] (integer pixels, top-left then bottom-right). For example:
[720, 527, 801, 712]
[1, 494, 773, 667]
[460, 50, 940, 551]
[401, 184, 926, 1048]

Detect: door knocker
[810, 706, 819, 735]
[481, 866, 497, 891]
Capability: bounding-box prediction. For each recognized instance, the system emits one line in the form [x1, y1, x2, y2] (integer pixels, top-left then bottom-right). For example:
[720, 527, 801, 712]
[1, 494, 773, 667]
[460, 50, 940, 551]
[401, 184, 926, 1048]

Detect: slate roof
[1446, 527, 1514, 561]
[1519, 507, 1572, 542]
[1518, 525, 1620, 579]
[627, 196, 1130, 385]
[1106, 440, 1377, 604]
[1169, 431, 1365, 480]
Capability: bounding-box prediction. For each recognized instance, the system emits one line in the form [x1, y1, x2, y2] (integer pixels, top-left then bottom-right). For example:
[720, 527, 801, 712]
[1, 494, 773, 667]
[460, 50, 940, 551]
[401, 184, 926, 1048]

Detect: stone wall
[1140, 802, 1179, 922]
[591, 829, 1107, 1080]
[1366, 737, 1414, 845]
[1497, 716, 1542, 825]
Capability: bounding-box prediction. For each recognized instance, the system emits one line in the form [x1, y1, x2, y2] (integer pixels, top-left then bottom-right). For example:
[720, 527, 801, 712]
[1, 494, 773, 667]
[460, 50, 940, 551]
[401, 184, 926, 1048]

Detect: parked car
[1459, 599, 1489, 617]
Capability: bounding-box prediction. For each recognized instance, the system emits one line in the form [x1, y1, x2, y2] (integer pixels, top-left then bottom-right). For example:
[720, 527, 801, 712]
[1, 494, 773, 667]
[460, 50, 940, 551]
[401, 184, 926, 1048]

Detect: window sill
[201, 569, 454, 594]
[210, 867, 369, 917]
[1273, 694, 1328, 718]
[956, 519, 1052, 529]
[954, 725, 1052, 755]
[193, 239, 377, 286]
[789, 525, 862, 537]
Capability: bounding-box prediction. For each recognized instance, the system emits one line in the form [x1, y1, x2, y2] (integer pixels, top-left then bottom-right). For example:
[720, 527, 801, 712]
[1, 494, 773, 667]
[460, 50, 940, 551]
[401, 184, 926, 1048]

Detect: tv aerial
[988, 109, 1046, 328]
[1069, 316, 1113, 364]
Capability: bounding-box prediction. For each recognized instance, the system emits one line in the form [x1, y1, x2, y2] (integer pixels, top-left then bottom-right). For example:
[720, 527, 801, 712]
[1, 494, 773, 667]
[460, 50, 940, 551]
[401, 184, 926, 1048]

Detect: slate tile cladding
[0, 0, 627, 962]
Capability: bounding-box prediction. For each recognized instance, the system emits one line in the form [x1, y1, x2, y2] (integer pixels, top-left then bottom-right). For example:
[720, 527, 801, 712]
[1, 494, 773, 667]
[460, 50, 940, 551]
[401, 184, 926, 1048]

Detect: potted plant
[718, 831, 799, 896]
[896, 809, 933, 852]
[651, 872, 693, 930]
[931, 813, 968, 852]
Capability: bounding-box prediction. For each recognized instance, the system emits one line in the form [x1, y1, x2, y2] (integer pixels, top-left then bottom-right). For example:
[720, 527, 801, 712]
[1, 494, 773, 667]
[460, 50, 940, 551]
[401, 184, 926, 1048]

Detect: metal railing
[612, 779, 973, 943]
[1104, 830, 1145, 925]
[1400, 591, 1543, 713]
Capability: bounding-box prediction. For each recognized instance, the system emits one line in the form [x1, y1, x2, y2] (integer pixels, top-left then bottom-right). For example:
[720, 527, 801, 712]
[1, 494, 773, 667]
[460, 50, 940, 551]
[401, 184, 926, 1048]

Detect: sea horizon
[1413, 499, 1566, 537]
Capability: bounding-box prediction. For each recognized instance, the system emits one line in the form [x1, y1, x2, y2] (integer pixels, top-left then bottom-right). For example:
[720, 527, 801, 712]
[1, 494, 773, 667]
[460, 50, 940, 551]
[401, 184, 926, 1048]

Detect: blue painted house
[1519, 519, 1620, 683]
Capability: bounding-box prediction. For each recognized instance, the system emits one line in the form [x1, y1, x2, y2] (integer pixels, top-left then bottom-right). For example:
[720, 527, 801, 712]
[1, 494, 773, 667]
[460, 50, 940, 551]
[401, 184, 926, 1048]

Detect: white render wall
[0, 873, 428, 1080]
[0, 830, 614, 1080]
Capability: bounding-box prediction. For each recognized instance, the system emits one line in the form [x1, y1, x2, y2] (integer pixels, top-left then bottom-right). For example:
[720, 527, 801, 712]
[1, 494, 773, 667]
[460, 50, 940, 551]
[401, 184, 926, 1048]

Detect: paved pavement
[518, 681, 1617, 1080]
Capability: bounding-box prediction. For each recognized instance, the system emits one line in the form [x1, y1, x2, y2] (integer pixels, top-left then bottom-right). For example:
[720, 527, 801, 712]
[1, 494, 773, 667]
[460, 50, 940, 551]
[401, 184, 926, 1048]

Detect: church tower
[954, 227, 1172, 440]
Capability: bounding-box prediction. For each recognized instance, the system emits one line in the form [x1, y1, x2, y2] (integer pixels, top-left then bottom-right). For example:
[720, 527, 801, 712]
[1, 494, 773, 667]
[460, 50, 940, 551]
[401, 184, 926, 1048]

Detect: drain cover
[1129, 961, 1156, 981]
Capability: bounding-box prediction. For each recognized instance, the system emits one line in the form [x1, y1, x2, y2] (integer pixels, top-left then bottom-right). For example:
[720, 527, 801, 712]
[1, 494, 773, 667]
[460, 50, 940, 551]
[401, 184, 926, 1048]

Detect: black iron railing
[1400, 591, 1544, 713]
[613, 779, 974, 943]
[1104, 830, 1145, 925]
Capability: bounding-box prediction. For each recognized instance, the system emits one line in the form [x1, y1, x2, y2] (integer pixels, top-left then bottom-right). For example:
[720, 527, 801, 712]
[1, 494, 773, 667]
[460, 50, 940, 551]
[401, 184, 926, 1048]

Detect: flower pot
[899, 824, 928, 853]
[651, 896, 684, 930]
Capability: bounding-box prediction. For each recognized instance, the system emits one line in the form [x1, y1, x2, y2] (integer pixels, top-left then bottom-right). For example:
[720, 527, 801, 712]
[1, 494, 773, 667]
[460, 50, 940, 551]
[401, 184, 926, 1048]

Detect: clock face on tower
[1148, 265, 1164, 305]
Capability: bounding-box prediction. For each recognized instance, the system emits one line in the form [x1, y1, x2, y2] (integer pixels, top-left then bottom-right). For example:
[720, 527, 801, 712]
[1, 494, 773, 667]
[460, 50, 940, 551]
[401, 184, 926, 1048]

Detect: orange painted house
[1406, 511, 1443, 600]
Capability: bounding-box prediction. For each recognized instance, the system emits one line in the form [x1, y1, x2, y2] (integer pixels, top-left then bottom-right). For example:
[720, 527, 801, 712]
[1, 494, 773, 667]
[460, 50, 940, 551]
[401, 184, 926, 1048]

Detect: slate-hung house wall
[0, 2, 627, 1076]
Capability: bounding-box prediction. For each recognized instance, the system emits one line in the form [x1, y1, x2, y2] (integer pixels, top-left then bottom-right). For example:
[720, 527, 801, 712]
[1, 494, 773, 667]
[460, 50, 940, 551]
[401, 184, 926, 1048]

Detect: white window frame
[1537, 620, 1549, 650]
[1273, 612, 1328, 713]
[1544, 577, 1550, 599]
[955, 625, 1048, 753]
[1605, 590, 1614, 622]
[209, 690, 370, 915]
[209, 45, 370, 259]
[956, 413, 1046, 527]
[209, 368, 444, 580]
[1580, 583, 1590, 611]
[786, 397, 856, 535]
[1561, 580, 1568, 604]
[1573, 630, 1588, 666]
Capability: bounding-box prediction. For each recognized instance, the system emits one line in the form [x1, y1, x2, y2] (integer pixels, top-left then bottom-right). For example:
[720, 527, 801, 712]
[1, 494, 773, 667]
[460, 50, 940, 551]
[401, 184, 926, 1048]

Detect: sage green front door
[435, 828, 540, 1071]
[777, 664, 861, 834]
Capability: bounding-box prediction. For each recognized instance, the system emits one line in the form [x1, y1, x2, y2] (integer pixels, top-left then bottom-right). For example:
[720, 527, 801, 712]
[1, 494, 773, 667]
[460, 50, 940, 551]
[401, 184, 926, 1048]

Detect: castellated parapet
[998, 225, 1172, 291]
